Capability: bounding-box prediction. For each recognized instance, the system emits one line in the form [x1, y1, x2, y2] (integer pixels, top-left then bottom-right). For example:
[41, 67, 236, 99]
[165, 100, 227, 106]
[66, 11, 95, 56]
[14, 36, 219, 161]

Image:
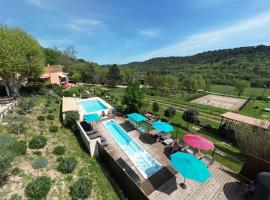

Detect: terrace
[92, 116, 245, 200]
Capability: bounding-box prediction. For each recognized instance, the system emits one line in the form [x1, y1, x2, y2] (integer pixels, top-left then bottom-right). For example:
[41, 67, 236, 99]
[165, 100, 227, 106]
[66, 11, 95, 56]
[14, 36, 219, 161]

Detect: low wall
[76, 121, 100, 157]
[98, 143, 149, 200]
[240, 154, 270, 180]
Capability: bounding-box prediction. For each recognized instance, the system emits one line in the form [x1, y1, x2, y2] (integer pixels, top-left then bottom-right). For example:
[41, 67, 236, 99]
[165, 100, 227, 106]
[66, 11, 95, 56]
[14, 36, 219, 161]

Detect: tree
[107, 64, 122, 87]
[182, 74, 207, 92]
[71, 70, 81, 82]
[63, 45, 76, 65]
[182, 108, 199, 129]
[152, 102, 159, 114]
[0, 25, 45, 97]
[234, 80, 250, 96]
[122, 81, 147, 113]
[64, 111, 80, 128]
[164, 107, 176, 121]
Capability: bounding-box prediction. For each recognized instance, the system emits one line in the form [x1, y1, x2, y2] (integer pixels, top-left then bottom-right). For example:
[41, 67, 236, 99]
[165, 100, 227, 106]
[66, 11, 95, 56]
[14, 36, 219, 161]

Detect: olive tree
[0, 25, 45, 97]
[182, 108, 199, 129]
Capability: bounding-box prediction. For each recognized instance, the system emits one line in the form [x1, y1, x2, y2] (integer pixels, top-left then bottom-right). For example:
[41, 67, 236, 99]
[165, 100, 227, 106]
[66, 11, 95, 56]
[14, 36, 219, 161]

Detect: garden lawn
[210, 84, 270, 97]
[240, 99, 270, 120]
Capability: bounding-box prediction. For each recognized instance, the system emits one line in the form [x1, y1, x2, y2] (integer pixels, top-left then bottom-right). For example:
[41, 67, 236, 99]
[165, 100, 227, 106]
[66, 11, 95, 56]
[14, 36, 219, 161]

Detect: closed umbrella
[184, 134, 214, 151]
[170, 152, 211, 189]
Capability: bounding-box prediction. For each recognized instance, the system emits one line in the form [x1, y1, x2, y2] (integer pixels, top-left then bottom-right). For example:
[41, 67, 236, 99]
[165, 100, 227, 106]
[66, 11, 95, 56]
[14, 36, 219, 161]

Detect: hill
[121, 45, 270, 87]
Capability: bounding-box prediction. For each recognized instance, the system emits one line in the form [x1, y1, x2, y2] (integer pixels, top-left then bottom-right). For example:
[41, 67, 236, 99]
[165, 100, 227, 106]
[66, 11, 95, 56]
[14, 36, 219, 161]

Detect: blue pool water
[104, 120, 162, 178]
[79, 100, 108, 113]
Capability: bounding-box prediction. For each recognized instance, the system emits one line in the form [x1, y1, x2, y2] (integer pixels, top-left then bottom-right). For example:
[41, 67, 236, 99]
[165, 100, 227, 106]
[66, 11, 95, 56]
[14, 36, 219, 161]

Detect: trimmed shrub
[70, 178, 92, 200]
[46, 114, 54, 120]
[7, 113, 27, 134]
[49, 126, 58, 133]
[32, 158, 48, 169]
[25, 176, 51, 200]
[28, 135, 47, 149]
[9, 194, 22, 200]
[64, 111, 79, 128]
[52, 146, 66, 156]
[37, 116, 45, 121]
[17, 98, 35, 114]
[9, 140, 27, 155]
[57, 157, 77, 174]
[0, 151, 14, 187]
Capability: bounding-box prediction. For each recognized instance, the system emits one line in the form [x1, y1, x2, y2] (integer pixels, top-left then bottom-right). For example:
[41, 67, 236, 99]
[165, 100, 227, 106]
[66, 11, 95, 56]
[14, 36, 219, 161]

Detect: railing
[0, 100, 17, 122]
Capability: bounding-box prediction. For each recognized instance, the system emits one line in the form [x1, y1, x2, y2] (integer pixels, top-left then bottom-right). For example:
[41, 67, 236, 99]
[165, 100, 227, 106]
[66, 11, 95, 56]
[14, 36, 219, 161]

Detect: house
[40, 65, 71, 87]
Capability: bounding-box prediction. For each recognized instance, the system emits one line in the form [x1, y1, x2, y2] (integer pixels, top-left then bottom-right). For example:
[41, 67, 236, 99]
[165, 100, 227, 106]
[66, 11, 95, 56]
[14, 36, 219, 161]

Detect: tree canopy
[122, 81, 146, 113]
[234, 80, 250, 96]
[107, 64, 122, 87]
[0, 25, 45, 96]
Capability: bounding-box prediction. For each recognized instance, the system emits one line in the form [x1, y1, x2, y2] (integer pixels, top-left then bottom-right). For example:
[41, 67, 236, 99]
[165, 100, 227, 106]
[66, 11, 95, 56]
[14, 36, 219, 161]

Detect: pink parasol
[183, 134, 214, 151]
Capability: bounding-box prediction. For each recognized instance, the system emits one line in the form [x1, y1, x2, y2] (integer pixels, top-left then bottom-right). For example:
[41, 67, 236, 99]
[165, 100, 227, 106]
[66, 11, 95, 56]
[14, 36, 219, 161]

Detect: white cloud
[67, 19, 103, 33]
[140, 29, 160, 38]
[130, 10, 270, 62]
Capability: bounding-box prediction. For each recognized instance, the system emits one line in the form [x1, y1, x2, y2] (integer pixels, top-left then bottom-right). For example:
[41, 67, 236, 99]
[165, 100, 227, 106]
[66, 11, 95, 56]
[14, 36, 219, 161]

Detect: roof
[62, 97, 78, 112]
[221, 112, 270, 129]
[127, 113, 148, 122]
[43, 65, 65, 74]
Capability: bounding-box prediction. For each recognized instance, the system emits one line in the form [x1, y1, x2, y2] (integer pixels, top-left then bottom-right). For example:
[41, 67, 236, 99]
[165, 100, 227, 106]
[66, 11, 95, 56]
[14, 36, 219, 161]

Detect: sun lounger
[89, 132, 102, 140]
[86, 130, 97, 135]
[117, 158, 141, 185]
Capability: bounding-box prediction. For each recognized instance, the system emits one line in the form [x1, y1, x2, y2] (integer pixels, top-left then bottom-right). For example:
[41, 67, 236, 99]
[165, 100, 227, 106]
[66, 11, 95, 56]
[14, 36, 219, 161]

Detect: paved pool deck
[94, 117, 245, 200]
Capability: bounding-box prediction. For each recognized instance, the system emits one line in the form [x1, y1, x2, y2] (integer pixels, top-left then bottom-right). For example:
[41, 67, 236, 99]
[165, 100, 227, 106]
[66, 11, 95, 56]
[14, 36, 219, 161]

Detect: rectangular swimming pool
[79, 99, 108, 113]
[104, 120, 162, 178]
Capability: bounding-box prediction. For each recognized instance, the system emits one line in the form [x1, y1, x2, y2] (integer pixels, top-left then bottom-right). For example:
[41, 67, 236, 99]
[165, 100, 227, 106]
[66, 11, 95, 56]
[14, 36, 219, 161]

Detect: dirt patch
[192, 94, 247, 110]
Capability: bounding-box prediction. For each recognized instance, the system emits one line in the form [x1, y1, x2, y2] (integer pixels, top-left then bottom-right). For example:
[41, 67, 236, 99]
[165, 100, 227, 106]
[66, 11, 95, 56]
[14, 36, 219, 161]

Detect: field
[0, 95, 119, 200]
[209, 84, 270, 97]
[191, 94, 247, 110]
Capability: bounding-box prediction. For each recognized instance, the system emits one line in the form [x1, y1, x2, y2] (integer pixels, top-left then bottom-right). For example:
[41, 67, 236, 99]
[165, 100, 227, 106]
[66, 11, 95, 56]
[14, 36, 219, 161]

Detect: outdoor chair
[199, 155, 214, 167]
[101, 140, 109, 147]
[86, 130, 97, 135]
[89, 132, 102, 140]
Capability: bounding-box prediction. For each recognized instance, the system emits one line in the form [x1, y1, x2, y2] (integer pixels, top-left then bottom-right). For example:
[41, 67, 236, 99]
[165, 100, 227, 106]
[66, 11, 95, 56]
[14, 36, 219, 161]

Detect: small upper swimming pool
[104, 120, 162, 178]
[79, 99, 108, 113]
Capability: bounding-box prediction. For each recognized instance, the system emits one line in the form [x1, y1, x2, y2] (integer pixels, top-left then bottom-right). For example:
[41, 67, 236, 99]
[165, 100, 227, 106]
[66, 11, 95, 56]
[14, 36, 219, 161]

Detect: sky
[1, 0, 270, 64]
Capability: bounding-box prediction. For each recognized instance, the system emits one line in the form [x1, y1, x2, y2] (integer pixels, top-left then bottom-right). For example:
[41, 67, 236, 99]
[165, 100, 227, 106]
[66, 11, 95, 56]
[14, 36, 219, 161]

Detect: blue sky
[1, 0, 270, 64]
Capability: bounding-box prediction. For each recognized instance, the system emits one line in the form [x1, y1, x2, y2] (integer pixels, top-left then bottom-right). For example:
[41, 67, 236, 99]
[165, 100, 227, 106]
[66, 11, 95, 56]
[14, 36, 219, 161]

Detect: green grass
[240, 99, 270, 120]
[210, 84, 270, 97]
[150, 106, 245, 172]
[0, 95, 119, 200]
[97, 86, 247, 172]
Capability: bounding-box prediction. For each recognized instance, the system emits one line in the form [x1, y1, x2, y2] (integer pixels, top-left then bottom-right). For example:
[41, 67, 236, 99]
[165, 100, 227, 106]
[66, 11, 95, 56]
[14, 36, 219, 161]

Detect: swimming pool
[104, 120, 162, 178]
[79, 99, 108, 113]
